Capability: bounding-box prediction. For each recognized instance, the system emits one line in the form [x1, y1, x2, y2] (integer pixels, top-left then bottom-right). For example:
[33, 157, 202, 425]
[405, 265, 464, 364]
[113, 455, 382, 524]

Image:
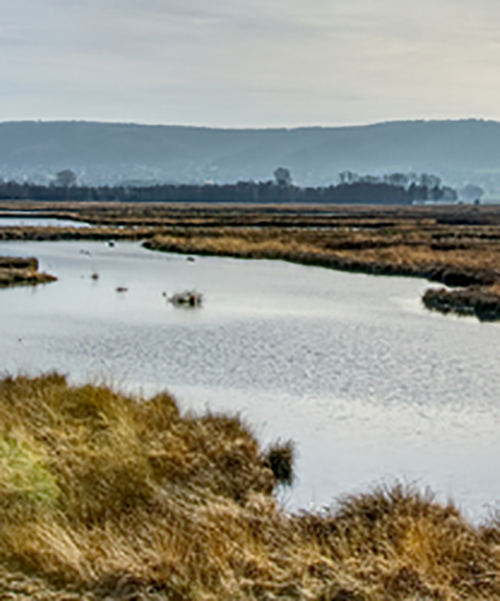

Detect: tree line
[0, 173, 457, 205]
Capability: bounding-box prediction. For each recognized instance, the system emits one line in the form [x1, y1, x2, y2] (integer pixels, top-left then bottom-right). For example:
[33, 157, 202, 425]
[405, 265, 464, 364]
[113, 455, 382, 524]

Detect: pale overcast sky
[2, 0, 500, 127]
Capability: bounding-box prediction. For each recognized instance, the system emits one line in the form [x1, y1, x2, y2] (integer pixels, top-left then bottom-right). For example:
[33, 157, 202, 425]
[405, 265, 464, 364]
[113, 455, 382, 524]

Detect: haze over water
[0, 237, 499, 519]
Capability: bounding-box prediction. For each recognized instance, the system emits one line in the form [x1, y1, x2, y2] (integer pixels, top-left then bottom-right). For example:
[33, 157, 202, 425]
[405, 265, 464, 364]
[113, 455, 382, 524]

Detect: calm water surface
[0, 216, 89, 228]
[0, 239, 499, 518]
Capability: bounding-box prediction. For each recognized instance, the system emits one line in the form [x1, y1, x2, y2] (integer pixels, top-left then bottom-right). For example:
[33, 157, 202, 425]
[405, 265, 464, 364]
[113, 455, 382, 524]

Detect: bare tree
[384, 173, 409, 188]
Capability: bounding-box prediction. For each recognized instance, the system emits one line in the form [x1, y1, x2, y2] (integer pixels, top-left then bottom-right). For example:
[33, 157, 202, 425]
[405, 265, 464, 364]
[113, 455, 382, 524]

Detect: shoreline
[1, 205, 500, 596]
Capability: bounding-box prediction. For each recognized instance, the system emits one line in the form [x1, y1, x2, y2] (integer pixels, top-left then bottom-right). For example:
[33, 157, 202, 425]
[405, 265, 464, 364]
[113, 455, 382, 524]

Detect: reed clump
[1, 374, 500, 599]
[423, 284, 500, 321]
[0, 256, 56, 287]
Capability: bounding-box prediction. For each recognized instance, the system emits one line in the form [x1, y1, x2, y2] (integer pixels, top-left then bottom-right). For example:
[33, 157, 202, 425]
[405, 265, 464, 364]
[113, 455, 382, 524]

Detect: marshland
[1, 202, 500, 599]
[1, 201, 500, 319]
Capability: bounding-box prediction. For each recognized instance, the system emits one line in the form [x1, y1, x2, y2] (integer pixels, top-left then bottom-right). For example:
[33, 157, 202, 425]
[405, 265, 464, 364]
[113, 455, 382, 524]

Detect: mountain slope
[0, 119, 499, 187]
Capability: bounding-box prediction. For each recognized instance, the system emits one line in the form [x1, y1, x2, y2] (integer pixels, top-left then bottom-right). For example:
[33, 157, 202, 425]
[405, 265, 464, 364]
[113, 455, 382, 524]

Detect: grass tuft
[263, 440, 295, 486]
[0, 432, 60, 509]
[168, 290, 203, 307]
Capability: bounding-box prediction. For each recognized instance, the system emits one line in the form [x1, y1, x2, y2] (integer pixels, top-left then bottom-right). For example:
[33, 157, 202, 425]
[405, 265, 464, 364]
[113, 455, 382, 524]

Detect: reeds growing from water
[0, 256, 56, 287]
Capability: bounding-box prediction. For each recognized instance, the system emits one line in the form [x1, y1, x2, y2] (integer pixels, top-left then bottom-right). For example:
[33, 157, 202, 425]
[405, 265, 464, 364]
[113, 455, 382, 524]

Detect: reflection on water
[0, 240, 499, 518]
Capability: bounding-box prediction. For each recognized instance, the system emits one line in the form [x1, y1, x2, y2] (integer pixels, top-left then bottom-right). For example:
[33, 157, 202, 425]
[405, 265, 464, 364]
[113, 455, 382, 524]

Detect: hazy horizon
[1, 116, 499, 130]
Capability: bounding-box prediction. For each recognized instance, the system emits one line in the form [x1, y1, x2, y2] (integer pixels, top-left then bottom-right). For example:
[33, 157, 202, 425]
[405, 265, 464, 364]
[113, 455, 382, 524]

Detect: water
[0, 216, 89, 228]
[0, 239, 499, 519]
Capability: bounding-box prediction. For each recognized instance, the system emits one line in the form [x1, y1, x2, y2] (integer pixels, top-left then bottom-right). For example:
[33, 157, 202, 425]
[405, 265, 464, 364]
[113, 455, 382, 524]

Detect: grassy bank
[142, 227, 499, 284]
[1, 374, 500, 600]
[0, 256, 56, 287]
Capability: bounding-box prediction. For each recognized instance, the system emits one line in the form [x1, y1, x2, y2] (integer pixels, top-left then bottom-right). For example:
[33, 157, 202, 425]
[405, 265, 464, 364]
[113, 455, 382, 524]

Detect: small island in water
[0, 255, 56, 288]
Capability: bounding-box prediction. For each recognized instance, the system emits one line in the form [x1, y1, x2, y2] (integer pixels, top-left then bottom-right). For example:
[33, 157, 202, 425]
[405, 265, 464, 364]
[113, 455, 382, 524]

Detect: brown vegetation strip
[0, 224, 157, 242]
[0, 256, 56, 287]
[1, 374, 500, 600]
[143, 231, 499, 286]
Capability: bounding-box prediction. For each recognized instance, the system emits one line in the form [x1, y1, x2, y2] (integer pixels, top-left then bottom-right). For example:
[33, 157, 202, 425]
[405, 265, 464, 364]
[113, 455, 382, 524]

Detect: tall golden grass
[1, 374, 500, 599]
[143, 225, 500, 274]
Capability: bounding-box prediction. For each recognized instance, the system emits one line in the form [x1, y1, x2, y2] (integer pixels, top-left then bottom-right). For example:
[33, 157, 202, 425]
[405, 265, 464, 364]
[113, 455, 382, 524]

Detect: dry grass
[0, 256, 56, 288]
[1, 374, 500, 599]
[0, 224, 155, 243]
[143, 225, 500, 278]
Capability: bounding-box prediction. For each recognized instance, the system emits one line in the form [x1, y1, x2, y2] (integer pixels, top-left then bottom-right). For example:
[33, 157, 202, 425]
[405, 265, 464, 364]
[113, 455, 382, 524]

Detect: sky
[2, 0, 500, 127]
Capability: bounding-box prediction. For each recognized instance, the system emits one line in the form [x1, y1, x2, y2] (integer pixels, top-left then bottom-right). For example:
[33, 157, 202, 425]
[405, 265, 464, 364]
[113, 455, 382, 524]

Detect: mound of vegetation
[423, 285, 500, 321]
[1, 374, 500, 599]
[0, 256, 56, 287]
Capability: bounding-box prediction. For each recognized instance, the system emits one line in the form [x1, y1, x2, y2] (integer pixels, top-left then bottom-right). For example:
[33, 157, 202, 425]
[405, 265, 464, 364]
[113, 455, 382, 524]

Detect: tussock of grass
[264, 440, 295, 486]
[0, 256, 56, 288]
[1, 374, 500, 599]
[423, 285, 500, 321]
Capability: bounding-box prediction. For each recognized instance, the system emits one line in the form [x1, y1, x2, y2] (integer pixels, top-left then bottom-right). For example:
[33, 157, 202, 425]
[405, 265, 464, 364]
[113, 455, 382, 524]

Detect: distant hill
[0, 120, 499, 191]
